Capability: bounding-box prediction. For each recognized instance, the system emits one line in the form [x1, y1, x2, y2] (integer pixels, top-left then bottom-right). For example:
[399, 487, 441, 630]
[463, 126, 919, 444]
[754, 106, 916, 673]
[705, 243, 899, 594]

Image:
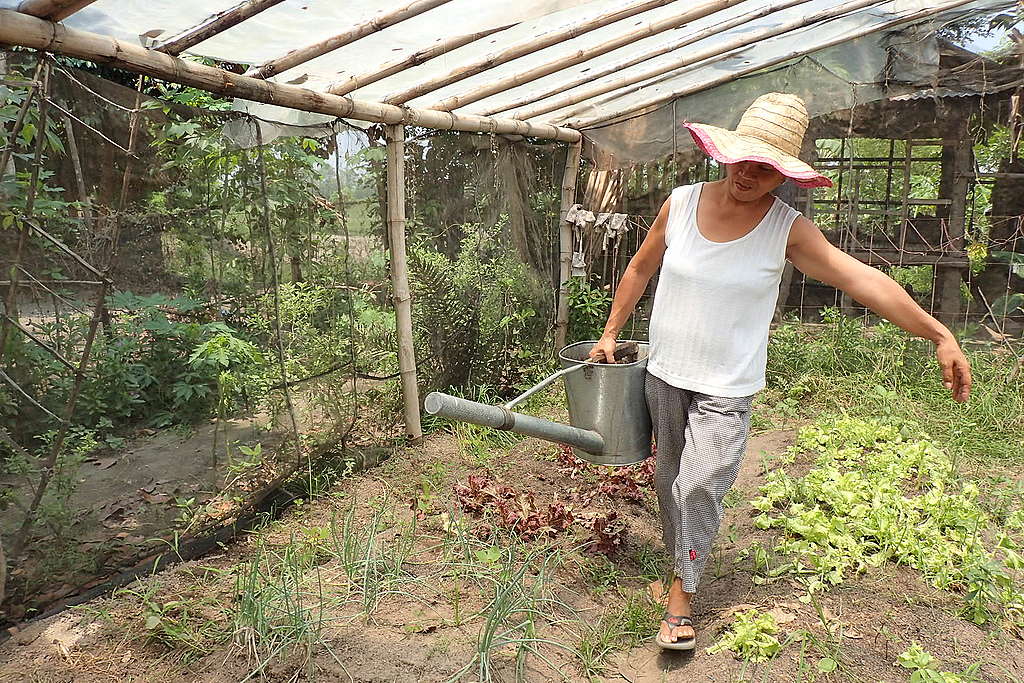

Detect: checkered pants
[645, 372, 753, 593]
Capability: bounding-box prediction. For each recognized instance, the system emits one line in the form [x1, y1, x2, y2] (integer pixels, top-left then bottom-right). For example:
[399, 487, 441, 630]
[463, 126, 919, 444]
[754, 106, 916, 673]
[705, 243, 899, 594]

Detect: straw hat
[682, 93, 832, 189]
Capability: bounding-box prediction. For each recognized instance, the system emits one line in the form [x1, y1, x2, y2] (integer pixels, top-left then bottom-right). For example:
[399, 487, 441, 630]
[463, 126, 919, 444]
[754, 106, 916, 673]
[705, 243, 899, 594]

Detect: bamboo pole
[385, 124, 423, 444]
[484, 0, 813, 117]
[430, 0, 745, 112]
[62, 113, 93, 227]
[245, 0, 454, 80]
[327, 24, 512, 96]
[16, 0, 95, 20]
[515, 0, 888, 123]
[0, 10, 581, 143]
[155, 0, 286, 56]
[555, 141, 583, 350]
[382, 0, 679, 105]
[570, 0, 979, 130]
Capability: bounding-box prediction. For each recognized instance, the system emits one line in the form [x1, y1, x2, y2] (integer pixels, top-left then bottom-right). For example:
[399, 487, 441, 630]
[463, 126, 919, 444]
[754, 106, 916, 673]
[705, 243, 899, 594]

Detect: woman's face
[725, 161, 786, 202]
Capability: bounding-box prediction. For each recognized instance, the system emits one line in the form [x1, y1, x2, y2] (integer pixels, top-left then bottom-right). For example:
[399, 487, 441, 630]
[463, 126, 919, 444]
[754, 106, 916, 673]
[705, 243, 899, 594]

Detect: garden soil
[2, 424, 1023, 682]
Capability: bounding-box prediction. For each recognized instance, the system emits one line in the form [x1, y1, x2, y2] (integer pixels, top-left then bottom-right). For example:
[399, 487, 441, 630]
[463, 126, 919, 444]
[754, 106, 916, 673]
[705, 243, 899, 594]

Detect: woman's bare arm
[786, 216, 971, 401]
[589, 198, 671, 362]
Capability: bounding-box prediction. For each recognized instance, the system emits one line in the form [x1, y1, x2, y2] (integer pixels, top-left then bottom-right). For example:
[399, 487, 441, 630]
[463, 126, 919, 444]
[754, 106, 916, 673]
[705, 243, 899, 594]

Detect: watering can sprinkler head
[423, 341, 653, 466]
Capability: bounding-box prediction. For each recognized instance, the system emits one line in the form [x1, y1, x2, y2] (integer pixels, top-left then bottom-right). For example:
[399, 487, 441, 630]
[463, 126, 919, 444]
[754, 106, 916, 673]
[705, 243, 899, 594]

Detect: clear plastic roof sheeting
[5, 0, 1016, 164]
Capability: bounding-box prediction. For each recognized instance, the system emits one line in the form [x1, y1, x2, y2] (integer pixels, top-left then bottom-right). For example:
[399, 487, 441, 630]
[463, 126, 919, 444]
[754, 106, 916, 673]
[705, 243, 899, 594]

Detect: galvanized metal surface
[423, 391, 604, 454]
[424, 340, 653, 466]
[558, 340, 651, 465]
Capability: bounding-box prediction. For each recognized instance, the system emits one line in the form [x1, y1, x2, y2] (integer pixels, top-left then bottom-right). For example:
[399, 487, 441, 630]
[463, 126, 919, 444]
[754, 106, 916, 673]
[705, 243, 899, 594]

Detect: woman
[587, 93, 972, 651]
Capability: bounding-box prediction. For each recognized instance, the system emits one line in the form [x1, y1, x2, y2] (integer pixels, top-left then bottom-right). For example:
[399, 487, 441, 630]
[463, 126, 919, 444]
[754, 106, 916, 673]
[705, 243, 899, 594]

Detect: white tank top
[646, 183, 800, 397]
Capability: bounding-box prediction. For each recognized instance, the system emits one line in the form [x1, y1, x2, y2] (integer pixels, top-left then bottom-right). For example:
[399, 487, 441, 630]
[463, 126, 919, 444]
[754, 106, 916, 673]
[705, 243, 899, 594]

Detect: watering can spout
[423, 392, 605, 455]
[424, 341, 652, 466]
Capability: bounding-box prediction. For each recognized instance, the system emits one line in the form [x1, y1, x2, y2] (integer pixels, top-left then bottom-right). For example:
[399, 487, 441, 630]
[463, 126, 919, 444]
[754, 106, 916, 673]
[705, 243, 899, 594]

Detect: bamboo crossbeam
[327, 24, 513, 96]
[16, 0, 95, 21]
[155, 0, 286, 56]
[0, 10, 581, 142]
[245, 0, 454, 80]
[382, 0, 679, 105]
[431, 0, 746, 112]
[517, 0, 888, 123]
[571, 0, 979, 129]
[975, 172, 1024, 179]
[484, 0, 813, 117]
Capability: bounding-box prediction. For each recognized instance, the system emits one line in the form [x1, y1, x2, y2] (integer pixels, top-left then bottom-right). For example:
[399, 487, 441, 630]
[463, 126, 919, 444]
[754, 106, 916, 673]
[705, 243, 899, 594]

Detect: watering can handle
[502, 362, 591, 409]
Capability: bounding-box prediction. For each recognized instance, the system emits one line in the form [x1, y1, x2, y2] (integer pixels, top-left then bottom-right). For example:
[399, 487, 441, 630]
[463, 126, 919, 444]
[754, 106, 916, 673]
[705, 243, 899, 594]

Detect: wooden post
[936, 125, 972, 329]
[555, 141, 583, 350]
[386, 124, 422, 443]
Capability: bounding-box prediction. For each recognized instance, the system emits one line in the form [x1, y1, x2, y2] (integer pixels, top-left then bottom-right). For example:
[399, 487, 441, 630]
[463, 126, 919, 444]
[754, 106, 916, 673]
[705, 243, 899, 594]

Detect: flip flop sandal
[655, 612, 696, 651]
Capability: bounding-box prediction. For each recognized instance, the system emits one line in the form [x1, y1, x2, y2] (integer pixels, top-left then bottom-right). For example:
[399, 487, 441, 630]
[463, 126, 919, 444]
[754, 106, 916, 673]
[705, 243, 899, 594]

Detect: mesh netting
[0, 51, 564, 621]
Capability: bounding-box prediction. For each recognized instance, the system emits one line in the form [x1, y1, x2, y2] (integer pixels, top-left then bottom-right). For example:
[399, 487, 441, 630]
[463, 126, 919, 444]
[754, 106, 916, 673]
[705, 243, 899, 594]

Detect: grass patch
[762, 309, 1024, 463]
[577, 589, 660, 678]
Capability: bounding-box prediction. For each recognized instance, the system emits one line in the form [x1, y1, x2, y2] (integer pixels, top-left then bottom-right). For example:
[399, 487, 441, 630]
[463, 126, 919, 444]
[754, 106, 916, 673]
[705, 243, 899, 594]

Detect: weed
[897, 642, 982, 682]
[233, 536, 327, 679]
[451, 419, 521, 467]
[576, 589, 659, 677]
[118, 579, 230, 663]
[766, 314, 1024, 463]
[579, 555, 623, 595]
[723, 489, 743, 509]
[707, 608, 782, 662]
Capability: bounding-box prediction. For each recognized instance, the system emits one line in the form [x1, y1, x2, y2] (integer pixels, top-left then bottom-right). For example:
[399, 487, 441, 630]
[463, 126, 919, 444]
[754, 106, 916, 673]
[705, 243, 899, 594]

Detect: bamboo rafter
[518, 0, 889, 123]
[0, 10, 581, 143]
[483, 0, 813, 117]
[155, 0, 287, 56]
[569, 0, 980, 130]
[16, 0, 95, 21]
[428, 0, 745, 112]
[245, 0, 455, 80]
[327, 24, 514, 96]
[382, 0, 680, 105]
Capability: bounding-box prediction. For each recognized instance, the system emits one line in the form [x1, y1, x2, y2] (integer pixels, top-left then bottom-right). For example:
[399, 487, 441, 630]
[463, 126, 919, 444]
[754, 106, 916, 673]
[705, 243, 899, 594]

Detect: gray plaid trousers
[645, 372, 753, 593]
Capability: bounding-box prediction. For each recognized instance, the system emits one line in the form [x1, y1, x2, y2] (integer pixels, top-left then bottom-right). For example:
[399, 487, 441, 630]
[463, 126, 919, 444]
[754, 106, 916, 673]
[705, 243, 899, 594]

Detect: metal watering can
[423, 340, 653, 466]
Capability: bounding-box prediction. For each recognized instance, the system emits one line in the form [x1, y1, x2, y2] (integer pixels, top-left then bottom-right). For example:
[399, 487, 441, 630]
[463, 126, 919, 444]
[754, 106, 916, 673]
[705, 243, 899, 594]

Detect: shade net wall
[0, 51, 564, 622]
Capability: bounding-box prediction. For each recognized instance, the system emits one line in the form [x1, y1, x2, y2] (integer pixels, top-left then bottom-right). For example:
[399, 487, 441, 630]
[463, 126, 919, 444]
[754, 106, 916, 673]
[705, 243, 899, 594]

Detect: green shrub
[408, 224, 551, 394]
